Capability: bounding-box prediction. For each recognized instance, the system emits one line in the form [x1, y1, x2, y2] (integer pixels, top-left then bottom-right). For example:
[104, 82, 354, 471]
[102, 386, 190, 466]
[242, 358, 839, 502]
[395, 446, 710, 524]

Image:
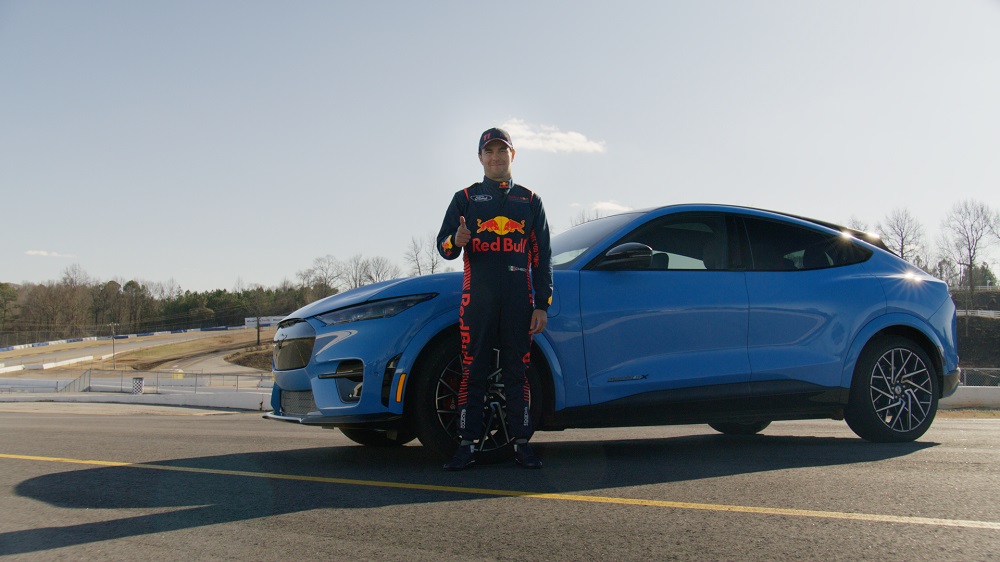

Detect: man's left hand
[529, 309, 547, 335]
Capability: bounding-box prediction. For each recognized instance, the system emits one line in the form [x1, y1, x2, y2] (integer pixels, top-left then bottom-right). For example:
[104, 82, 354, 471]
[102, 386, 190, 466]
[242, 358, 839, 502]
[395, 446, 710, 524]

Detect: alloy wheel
[867, 347, 934, 433]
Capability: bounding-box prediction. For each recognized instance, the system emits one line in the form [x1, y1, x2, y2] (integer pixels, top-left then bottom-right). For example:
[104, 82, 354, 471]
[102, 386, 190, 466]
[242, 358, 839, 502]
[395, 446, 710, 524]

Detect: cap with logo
[478, 127, 513, 153]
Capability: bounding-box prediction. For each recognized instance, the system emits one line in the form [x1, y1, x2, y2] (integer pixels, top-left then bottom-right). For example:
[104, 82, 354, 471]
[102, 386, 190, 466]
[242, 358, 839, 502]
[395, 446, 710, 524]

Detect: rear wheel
[845, 336, 939, 442]
[339, 428, 416, 447]
[411, 333, 544, 463]
[708, 421, 771, 435]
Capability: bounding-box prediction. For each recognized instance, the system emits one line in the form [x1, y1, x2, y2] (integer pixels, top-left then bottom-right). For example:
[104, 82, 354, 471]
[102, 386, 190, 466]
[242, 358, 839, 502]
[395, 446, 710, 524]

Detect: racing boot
[514, 440, 542, 469]
[443, 442, 475, 471]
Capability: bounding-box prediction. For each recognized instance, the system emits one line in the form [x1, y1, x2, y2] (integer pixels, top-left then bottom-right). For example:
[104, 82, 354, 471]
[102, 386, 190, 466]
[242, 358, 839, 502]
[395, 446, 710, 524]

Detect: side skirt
[544, 382, 848, 431]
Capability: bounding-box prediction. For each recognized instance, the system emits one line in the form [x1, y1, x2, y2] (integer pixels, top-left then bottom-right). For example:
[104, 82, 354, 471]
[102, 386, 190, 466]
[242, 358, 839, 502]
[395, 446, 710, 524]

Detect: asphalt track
[2, 406, 999, 560]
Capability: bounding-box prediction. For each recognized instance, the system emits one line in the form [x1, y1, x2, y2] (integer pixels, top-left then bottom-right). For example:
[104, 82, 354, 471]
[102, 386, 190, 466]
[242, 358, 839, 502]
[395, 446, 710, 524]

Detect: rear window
[742, 217, 872, 271]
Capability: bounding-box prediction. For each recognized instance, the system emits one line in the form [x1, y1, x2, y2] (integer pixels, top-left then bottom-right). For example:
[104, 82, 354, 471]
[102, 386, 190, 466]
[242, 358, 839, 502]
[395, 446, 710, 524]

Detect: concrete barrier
[3, 328, 253, 355]
[940, 386, 1000, 409]
[0, 390, 271, 411]
[1, 380, 996, 413]
[23, 356, 94, 370]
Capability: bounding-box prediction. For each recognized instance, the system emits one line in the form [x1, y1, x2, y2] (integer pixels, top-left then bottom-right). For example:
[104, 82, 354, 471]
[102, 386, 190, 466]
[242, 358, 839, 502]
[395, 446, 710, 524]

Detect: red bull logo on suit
[472, 216, 528, 253]
[476, 216, 525, 235]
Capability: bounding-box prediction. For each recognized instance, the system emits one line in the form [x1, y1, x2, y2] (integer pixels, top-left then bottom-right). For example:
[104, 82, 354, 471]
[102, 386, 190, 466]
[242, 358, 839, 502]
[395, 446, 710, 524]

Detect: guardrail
[950, 285, 1000, 292]
[0, 326, 252, 353]
[957, 310, 1000, 319]
[0, 369, 272, 395]
[84, 369, 273, 394]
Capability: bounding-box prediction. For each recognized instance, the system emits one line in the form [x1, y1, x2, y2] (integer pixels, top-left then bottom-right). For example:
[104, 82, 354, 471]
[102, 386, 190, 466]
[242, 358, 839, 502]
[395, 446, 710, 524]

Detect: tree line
[2, 202, 998, 348]
[0, 247, 443, 348]
[856, 200, 999, 335]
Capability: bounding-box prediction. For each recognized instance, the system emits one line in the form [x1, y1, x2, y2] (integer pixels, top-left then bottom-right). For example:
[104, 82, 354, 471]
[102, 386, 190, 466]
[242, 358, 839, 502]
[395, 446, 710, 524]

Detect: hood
[285, 273, 462, 321]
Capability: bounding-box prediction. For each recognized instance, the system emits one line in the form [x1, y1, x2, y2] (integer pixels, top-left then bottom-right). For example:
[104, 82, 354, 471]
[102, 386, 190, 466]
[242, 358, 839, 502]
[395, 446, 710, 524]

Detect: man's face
[479, 140, 515, 181]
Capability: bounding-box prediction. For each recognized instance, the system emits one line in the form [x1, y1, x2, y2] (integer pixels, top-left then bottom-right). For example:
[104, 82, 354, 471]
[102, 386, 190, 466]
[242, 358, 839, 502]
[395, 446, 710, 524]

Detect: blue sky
[3, 1, 999, 291]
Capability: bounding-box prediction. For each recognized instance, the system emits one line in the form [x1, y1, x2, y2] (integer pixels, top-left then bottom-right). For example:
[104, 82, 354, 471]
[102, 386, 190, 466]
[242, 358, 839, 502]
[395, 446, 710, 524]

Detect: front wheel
[411, 333, 544, 463]
[845, 336, 939, 442]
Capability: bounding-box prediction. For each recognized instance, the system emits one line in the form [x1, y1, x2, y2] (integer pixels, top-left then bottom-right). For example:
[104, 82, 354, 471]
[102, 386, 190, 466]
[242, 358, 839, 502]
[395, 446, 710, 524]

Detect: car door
[741, 216, 885, 394]
[579, 213, 751, 405]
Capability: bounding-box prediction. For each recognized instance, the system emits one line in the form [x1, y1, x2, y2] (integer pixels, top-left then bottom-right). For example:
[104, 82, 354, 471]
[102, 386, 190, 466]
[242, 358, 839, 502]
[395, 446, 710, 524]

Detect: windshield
[551, 213, 640, 269]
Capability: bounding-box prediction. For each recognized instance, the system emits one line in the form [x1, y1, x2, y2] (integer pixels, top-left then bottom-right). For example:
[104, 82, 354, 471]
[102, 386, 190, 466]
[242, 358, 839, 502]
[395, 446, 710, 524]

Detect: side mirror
[596, 243, 653, 270]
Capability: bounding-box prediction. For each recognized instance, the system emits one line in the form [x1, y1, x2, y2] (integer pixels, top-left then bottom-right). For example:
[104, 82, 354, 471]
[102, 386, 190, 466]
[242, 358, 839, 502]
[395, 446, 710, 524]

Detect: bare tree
[162, 278, 182, 300]
[58, 264, 93, 336]
[424, 235, 445, 274]
[876, 208, 925, 263]
[929, 258, 960, 288]
[939, 199, 1000, 334]
[571, 208, 606, 227]
[846, 215, 871, 233]
[341, 254, 370, 290]
[297, 254, 342, 297]
[338, 254, 402, 289]
[61, 264, 91, 288]
[405, 236, 426, 276]
[405, 233, 446, 276]
[366, 256, 402, 284]
[273, 278, 304, 316]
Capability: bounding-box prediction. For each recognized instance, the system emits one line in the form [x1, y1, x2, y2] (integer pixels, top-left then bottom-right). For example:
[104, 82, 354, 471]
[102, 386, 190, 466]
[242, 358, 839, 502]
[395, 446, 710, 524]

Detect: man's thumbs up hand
[455, 216, 471, 248]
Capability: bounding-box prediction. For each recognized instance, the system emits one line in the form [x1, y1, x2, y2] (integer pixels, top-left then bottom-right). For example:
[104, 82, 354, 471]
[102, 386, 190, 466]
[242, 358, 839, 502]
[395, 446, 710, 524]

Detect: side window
[617, 213, 730, 271]
[742, 217, 872, 271]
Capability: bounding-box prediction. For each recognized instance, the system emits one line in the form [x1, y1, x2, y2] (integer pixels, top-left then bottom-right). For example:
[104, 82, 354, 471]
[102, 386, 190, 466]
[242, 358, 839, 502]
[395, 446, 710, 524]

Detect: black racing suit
[436, 177, 553, 443]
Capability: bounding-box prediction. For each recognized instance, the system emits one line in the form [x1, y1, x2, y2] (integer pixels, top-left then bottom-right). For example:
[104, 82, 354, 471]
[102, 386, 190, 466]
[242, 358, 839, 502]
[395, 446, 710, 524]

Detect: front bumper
[263, 410, 403, 428]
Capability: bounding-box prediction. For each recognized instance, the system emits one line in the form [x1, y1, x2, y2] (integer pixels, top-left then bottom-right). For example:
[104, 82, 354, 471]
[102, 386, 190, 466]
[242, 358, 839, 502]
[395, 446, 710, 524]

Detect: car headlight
[313, 294, 437, 326]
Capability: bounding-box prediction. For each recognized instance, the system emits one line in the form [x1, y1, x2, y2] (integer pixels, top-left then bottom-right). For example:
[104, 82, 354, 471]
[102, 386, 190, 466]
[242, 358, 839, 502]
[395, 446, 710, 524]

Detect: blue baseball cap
[478, 127, 513, 152]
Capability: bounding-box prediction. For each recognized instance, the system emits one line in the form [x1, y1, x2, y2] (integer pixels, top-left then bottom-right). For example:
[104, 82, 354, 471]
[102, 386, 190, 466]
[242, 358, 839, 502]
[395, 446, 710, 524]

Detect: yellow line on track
[3, 452, 999, 530]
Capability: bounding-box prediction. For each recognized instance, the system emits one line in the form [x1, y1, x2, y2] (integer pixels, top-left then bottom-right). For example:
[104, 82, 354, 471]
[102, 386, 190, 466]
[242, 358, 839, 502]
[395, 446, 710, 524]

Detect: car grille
[280, 390, 317, 416]
[273, 337, 315, 371]
[273, 319, 316, 371]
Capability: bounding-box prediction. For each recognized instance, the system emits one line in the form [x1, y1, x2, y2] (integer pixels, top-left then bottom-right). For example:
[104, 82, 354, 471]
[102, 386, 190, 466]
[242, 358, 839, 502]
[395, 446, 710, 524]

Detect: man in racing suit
[436, 127, 553, 470]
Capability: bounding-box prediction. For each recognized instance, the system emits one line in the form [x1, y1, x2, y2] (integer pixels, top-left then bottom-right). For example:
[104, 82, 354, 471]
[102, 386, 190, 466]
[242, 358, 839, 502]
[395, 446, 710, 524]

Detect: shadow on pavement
[5, 432, 935, 556]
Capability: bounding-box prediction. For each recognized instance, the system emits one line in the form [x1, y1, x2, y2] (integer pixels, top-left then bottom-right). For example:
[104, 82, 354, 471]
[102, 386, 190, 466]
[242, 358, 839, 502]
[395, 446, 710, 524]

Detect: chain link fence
[82, 369, 273, 394]
[0, 369, 270, 394]
[5, 367, 999, 396]
[961, 368, 1000, 387]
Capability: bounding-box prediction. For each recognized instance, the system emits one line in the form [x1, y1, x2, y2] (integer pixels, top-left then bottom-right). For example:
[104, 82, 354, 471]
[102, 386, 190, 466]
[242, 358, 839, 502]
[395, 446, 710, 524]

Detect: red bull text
[471, 237, 527, 253]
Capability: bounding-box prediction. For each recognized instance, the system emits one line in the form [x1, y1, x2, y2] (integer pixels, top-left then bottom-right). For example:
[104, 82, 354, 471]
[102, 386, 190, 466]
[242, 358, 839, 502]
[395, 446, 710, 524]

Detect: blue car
[266, 204, 960, 461]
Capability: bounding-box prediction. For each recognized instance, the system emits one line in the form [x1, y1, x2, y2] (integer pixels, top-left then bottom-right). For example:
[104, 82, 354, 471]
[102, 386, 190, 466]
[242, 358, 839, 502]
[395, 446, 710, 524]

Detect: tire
[339, 428, 416, 447]
[709, 421, 771, 435]
[845, 336, 939, 442]
[411, 333, 544, 463]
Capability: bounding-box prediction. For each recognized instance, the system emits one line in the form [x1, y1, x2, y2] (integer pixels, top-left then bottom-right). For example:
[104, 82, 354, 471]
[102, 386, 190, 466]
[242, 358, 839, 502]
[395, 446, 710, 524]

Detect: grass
[93, 329, 276, 371]
[224, 345, 274, 370]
